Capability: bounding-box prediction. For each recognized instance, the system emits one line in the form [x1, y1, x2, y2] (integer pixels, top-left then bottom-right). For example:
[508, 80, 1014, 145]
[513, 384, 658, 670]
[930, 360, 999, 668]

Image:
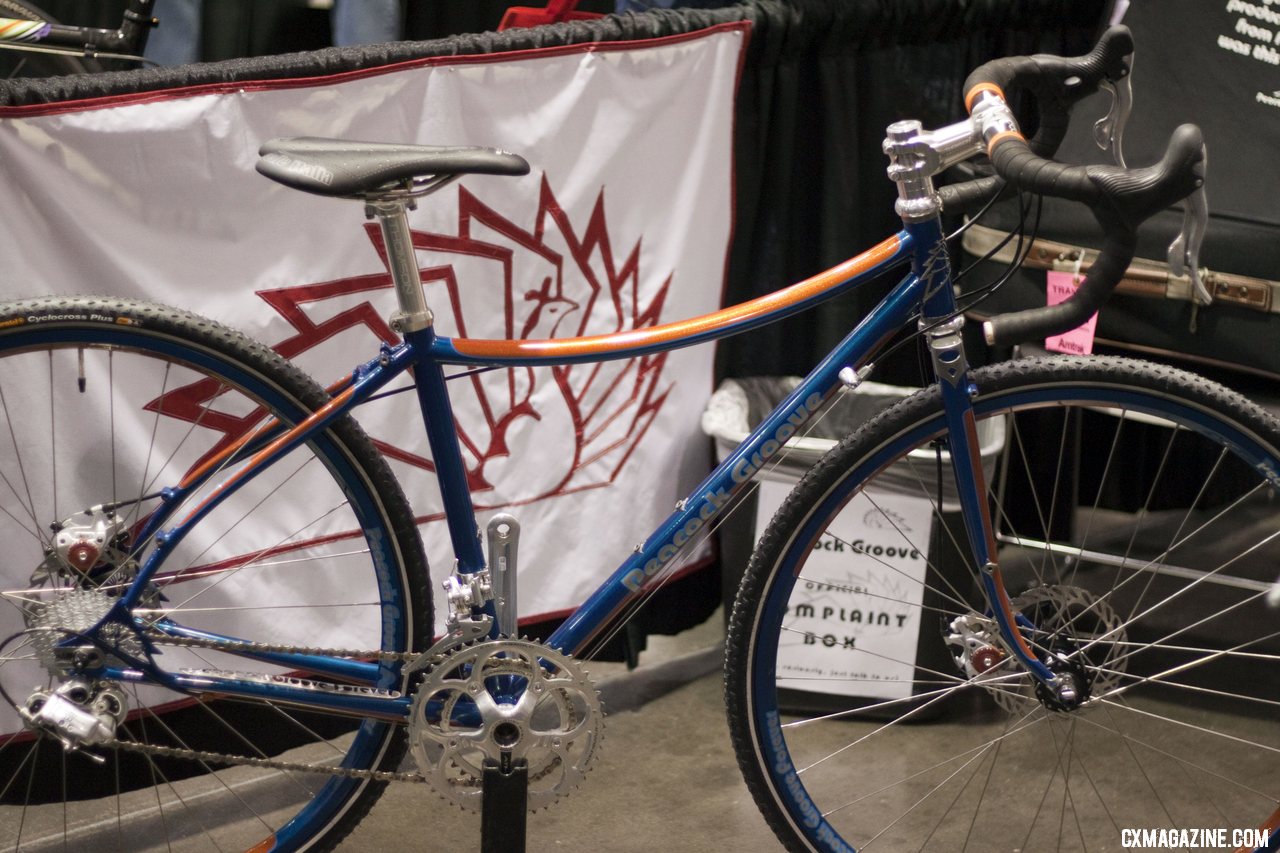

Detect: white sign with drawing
[758, 478, 934, 702]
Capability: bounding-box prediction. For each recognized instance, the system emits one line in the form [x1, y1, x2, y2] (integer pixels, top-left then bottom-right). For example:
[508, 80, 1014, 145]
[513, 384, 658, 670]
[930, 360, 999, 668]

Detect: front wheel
[727, 356, 1280, 852]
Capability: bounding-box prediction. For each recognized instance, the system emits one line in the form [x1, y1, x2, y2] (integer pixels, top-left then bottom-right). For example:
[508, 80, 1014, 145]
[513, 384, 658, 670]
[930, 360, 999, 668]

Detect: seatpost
[365, 198, 434, 335]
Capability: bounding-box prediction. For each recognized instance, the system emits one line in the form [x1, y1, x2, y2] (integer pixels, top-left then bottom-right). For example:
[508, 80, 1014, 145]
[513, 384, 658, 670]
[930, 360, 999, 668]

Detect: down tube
[549, 271, 926, 656]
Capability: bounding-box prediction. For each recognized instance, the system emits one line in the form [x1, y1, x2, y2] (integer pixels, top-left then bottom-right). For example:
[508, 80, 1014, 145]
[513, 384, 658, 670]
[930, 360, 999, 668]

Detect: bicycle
[0, 0, 154, 78]
[0, 24, 1277, 852]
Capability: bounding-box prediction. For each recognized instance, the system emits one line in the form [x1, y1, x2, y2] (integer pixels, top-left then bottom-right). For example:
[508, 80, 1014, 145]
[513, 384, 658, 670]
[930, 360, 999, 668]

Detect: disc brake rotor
[947, 584, 1127, 713]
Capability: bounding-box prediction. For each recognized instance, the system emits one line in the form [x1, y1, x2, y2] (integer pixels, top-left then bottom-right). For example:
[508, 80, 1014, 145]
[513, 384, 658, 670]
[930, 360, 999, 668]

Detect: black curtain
[26, 0, 616, 60]
[715, 1, 1105, 382]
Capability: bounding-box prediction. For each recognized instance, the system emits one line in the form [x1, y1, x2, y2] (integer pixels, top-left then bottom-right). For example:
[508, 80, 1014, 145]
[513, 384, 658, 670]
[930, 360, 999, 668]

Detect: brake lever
[1093, 71, 1133, 168]
[1093, 63, 1209, 307]
[1168, 176, 1210, 306]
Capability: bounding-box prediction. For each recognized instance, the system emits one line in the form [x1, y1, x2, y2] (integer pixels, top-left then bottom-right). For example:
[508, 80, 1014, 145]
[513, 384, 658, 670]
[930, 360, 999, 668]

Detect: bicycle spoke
[730, 361, 1280, 850]
[0, 377, 47, 551]
[0, 301, 426, 851]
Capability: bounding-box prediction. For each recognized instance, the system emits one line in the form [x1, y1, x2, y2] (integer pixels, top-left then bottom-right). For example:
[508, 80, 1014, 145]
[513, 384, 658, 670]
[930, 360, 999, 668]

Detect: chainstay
[143, 629, 421, 662]
[118, 630, 428, 781]
[102, 737, 428, 783]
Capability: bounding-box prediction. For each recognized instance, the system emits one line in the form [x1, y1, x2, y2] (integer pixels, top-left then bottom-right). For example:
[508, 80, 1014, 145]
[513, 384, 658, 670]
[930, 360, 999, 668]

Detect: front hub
[1034, 640, 1093, 712]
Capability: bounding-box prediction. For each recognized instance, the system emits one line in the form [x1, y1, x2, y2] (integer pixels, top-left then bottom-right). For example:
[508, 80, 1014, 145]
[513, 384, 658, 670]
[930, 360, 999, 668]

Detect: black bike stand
[480, 755, 528, 853]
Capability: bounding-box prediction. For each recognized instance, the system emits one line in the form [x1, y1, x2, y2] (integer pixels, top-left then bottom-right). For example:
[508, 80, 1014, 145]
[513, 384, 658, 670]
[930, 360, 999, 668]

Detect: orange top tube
[449, 233, 904, 361]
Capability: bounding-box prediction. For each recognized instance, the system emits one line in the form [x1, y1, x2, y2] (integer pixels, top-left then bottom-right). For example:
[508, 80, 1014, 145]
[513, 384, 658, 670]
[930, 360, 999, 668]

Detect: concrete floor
[336, 609, 1280, 853]
[341, 613, 779, 852]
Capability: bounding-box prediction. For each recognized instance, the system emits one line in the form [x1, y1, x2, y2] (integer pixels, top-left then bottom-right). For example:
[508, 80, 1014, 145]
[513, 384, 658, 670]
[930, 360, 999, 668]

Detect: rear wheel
[728, 356, 1280, 851]
[0, 297, 431, 852]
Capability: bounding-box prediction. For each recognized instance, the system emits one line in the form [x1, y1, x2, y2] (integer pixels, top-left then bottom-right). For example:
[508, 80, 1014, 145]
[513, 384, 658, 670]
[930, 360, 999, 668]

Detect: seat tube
[406, 336, 487, 576]
[368, 196, 486, 575]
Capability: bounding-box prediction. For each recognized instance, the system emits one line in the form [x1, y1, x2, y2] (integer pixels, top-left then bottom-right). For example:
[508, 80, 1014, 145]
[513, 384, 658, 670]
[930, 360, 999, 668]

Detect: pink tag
[1044, 270, 1098, 355]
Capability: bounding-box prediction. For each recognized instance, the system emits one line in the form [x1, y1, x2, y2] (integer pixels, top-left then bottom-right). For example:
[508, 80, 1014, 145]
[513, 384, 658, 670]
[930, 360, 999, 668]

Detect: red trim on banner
[0, 21, 754, 118]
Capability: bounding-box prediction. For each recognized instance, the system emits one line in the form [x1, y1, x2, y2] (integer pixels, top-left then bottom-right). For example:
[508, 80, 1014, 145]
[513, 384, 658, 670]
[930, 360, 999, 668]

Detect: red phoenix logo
[152, 177, 676, 519]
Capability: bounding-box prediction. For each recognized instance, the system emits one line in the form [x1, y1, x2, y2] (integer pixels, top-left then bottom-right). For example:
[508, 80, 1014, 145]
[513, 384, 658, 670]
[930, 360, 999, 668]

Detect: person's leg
[332, 0, 404, 46]
[144, 0, 204, 65]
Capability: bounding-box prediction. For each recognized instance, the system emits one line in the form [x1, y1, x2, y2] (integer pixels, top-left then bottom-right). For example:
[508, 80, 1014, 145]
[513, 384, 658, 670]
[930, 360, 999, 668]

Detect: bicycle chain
[142, 630, 422, 663]
[88, 630, 438, 783]
[99, 736, 429, 783]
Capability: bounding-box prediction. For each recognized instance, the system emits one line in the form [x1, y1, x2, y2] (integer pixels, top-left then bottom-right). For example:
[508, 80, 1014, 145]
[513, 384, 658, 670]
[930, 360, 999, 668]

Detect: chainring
[408, 637, 603, 811]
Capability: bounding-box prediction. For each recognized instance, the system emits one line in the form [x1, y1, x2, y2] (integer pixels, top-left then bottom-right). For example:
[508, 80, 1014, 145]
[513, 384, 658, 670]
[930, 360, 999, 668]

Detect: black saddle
[256, 137, 529, 198]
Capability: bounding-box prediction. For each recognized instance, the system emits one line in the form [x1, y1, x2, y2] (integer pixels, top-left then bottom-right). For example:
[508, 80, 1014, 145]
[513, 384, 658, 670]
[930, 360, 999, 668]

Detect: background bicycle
[0, 0, 154, 77]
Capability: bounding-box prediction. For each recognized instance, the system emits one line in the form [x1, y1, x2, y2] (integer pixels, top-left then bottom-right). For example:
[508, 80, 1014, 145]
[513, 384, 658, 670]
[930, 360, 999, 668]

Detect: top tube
[436, 231, 912, 366]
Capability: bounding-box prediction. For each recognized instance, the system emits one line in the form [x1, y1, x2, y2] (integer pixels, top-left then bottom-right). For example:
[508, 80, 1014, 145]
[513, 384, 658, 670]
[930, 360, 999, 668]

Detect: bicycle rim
[0, 297, 430, 852]
[728, 356, 1280, 852]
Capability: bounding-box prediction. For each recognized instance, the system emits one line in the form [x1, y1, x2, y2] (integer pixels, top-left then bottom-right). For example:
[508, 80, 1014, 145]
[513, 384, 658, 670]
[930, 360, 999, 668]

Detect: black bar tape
[985, 123, 1205, 345]
[989, 137, 1100, 204]
[941, 27, 1134, 216]
[937, 175, 1003, 215]
[984, 232, 1133, 346]
[963, 26, 1134, 120]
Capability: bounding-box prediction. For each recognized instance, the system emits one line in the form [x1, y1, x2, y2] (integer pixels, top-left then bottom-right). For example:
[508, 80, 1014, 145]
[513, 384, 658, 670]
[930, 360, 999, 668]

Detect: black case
[961, 2, 1280, 384]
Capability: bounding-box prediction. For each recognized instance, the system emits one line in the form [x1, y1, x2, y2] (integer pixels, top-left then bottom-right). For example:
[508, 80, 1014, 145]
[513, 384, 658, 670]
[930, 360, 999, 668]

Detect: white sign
[758, 478, 934, 702]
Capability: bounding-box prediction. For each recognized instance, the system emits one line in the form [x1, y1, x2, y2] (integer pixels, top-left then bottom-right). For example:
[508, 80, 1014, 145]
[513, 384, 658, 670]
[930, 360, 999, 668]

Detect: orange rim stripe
[452, 234, 902, 360]
[964, 82, 1005, 113]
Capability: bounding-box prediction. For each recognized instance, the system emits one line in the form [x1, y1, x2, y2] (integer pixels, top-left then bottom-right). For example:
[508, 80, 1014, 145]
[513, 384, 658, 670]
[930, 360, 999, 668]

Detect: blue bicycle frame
[95, 211, 1056, 718]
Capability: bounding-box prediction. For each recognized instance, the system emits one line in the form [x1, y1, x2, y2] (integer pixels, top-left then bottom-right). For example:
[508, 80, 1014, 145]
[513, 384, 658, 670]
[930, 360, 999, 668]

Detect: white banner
[0, 25, 746, 631]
